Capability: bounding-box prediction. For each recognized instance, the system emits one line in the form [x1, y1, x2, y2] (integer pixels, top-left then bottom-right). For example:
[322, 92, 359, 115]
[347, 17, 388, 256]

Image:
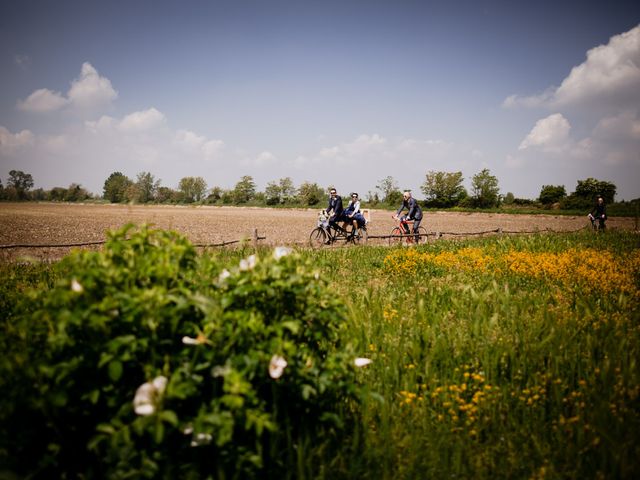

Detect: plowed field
[0, 202, 635, 261]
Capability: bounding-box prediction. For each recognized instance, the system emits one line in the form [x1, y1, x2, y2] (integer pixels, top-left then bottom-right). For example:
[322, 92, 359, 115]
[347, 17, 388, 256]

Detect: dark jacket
[397, 197, 423, 220]
[590, 202, 606, 219]
[328, 195, 344, 218]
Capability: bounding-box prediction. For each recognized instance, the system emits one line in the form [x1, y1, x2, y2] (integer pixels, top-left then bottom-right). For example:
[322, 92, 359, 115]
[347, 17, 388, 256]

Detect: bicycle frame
[390, 215, 427, 245]
[311, 210, 367, 247]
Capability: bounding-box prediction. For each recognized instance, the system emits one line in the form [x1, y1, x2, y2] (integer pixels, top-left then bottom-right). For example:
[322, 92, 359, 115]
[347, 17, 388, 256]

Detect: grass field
[1, 228, 638, 478]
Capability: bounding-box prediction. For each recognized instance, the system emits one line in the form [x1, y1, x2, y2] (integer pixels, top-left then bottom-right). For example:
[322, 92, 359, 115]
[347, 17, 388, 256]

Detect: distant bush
[0, 225, 360, 478]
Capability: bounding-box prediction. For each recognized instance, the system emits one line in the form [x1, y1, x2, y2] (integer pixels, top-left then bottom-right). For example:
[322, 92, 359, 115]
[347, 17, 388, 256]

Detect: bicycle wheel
[352, 226, 368, 245]
[415, 226, 428, 244]
[309, 227, 328, 248]
[389, 227, 404, 246]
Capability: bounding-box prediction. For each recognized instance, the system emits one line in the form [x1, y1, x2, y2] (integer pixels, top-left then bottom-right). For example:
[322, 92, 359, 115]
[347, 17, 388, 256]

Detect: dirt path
[0, 203, 636, 261]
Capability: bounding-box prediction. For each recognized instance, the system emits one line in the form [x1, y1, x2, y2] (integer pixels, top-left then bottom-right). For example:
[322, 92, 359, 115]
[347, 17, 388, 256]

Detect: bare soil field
[0, 202, 636, 261]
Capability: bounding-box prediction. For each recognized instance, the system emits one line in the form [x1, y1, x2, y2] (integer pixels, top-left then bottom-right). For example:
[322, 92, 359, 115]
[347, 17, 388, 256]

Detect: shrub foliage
[0, 225, 358, 478]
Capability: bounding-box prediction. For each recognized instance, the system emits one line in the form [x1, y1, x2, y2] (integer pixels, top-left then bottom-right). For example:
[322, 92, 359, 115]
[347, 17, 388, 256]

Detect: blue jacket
[397, 197, 423, 220]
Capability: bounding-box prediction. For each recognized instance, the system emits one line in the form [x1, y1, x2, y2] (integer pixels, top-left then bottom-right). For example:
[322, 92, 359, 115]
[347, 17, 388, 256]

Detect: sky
[1, 0, 639, 201]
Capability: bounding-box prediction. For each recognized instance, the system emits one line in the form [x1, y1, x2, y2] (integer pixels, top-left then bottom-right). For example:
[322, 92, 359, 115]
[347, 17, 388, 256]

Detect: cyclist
[588, 196, 607, 231]
[326, 188, 345, 232]
[343, 192, 366, 234]
[394, 190, 423, 242]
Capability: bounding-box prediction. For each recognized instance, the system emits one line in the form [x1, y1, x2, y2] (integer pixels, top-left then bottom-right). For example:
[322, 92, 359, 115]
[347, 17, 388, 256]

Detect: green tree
[103, 172, 133, 203]
[297, 182, 325, 206]
[562, 178, 616, 210]
[538, 185, 566, 206]
[574, 178, 616, 204]
[265, 177, 296, 205]
[206, 186, 223, 204]
[278, 177, 296, 203]
[156, 186, 179, 203]
[470, 168, 500, 208]
[7, 170, 34, 200]
[135, 172, 161, 203]
[421, 171, 467, 207]
[49, 187, 67, 201]
[232, 176, 256, 204]
[64, 183, 90, 202]
[376, 176, 402, 204]
[265, 181, 281, 206]
[503, 192, 515, 205]
[178, 176, 207, 203]
[0, 178, 4, 200]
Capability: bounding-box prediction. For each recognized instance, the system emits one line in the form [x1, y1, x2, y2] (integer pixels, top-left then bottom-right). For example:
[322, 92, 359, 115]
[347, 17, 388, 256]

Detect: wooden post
[252, 228, 258, 249]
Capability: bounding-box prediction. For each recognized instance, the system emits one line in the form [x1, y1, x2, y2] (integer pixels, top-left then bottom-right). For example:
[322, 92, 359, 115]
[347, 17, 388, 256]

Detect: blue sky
[1, 0, 639, 200]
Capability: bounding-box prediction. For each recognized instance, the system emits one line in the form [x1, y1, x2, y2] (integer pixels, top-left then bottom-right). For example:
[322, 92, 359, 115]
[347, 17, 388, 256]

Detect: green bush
[0, 225, 360, 478]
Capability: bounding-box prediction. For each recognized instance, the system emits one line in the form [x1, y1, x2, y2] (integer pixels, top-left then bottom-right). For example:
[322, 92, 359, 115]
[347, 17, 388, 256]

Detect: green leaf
[160, 410, 179, 427]
[108, 360, 123, 381]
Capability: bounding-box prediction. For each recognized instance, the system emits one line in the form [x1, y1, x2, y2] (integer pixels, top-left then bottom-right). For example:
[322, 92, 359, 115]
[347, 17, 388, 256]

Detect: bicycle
[309, 210, 368, 248]
[588, 213, 606, 232]
[389, 215, 428, 246]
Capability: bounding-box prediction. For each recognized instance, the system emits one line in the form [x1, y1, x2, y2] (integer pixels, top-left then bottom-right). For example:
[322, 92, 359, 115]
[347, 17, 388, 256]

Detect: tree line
[0, 168, 634, 213]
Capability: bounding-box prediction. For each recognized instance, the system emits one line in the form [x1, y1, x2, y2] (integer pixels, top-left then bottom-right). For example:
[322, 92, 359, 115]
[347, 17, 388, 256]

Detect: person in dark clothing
[588, 196, 607, 231]
[326, 188, 345, 231]
[395, 191, 423, 241]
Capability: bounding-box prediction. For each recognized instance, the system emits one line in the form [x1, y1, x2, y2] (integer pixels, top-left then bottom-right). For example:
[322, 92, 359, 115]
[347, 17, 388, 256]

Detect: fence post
[252, 228, 258, 249]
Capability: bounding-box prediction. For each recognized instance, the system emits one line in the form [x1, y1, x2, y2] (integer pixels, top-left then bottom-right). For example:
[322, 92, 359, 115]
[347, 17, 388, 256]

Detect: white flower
[273, 246, 292, 260]
[182, 336, 199, 345]
[211, 364, 231, 377]
[190, 432, 213, 447]
[183, 425, 194, 435]
[133, 375, 168, 416]
[354, 358, 373, 367]
[239, 254, 257, 271]
[152, 375, 167, 394]
[269, 354, 288, 379]
[218, 269, 231, 282]
[133, 383, 156, 416]
[182, 334, 209, 346]
[71, 278, 84, 293]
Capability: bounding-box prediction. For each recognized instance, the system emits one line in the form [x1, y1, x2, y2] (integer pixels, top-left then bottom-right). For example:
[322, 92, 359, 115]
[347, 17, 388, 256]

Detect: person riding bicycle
[343, 192, 366, 233]
[326, 188, 345, 232]
[394, 190, 423, 242]
[588, 196, 607, 231]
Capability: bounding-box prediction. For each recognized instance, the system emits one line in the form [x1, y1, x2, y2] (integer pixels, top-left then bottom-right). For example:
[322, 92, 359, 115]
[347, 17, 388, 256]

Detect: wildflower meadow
[0, 226, 638, 479]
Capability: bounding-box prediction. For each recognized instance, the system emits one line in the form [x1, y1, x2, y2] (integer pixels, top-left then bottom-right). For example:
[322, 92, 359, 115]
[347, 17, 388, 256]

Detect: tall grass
[1, 231, 638, 478]
[297, 231, 639, 479]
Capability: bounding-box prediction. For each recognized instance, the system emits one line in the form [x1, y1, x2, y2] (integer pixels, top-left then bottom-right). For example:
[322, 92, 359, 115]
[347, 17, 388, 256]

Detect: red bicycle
[389, 215, 428, 245]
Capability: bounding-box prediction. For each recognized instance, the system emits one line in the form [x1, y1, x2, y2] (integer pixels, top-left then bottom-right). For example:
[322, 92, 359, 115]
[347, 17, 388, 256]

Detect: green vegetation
[1, 227, 639, 479]
[2, 169, 637, 218]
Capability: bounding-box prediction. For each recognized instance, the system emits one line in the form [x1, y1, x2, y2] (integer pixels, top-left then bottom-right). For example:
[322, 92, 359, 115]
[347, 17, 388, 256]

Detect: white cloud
[255, 151, 276, 165]
[85, 115, 116, 133]
[175, 129, 206, 151]
[0, 126, 35, 153]
[518, 113, 571, 151]
[174, 129, 224, 159]
[554, 25, 640, 107]
[504, 24, 640, 109]
[202, 139, 224, 159]
[67, 62, 118, 109]
[118, 108, 166, 132]
[17, 62, 117, 114]
[17, 88, 68, 112]
[592, 110, 640, 142]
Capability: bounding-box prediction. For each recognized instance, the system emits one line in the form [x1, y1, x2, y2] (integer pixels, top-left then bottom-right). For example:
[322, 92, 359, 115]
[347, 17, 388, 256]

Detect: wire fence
[0, 224, 598, 251]
[0, 230, 267, 250]
[366, 224, 589, 242]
